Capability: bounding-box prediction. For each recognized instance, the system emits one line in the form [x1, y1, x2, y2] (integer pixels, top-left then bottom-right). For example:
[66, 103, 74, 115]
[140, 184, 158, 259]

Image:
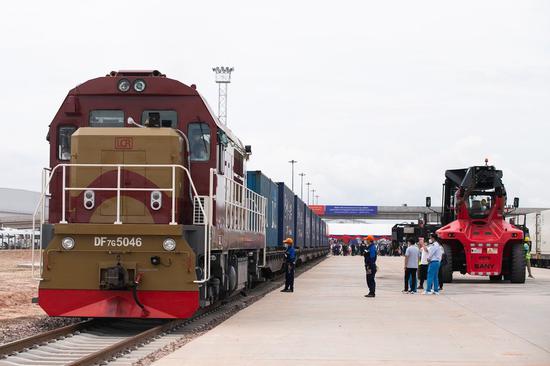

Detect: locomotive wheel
[510, 242, 526, 283]
[441, 243, 453, 283]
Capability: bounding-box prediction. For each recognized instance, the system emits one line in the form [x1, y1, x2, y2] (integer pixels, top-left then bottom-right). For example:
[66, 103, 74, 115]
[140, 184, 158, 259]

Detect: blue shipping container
[294, 196, 305, 248]
[304, 206, 311, 248]
[312, 215, 318, 247]
[246, 171, 279, 247]
[277, 183, 295, 246]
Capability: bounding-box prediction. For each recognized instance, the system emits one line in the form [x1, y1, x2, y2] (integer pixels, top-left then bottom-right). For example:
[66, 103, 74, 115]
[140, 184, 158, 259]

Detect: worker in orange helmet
[281, 238, 296, 293]
[363, 235, 377, 298]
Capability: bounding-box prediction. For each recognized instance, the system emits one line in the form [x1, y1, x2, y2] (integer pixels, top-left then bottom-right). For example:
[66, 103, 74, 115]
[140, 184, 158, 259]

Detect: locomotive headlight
[61, 237, 75, 250]
[118, 79, 131, 92]
[133, 79, 146, 92]
[163, 238, 176, 251]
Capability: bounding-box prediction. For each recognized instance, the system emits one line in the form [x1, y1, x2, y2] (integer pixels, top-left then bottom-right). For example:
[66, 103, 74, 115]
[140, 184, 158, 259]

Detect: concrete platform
[153, 256, 550, 366]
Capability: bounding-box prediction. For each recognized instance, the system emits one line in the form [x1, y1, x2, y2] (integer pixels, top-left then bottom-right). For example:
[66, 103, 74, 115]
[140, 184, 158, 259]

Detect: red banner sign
[309, 205, 326, 216]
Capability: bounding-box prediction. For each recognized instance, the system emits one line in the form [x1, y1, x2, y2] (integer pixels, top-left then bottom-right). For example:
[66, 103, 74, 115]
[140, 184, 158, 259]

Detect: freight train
[33, 70, 328, 319]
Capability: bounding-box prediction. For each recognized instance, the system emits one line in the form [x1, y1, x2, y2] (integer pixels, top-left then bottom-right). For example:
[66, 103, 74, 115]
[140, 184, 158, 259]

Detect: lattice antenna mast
[212, 66, 234, 125]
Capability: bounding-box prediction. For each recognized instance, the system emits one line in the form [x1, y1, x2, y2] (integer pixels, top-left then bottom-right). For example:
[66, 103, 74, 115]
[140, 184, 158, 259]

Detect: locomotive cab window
[188, 123, 211, 161]
[58, 126, 76, 160]
[89, 110, 124, 127]
[141, 110, 177, 128]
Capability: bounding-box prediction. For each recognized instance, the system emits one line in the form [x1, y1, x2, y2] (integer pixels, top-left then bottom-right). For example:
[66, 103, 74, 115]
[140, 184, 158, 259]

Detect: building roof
[0, 188, 40, 216]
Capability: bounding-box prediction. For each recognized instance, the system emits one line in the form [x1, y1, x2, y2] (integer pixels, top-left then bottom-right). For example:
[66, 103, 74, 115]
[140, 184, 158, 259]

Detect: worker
[359, 238, 368, 256]
[281, 238, 296, 292]
[403, 238, 419, 293]
[363, 235, 377, 298]
[417, 237, 429, 289]
[524, 237, 534, 278]
[424, 233, 443, 295]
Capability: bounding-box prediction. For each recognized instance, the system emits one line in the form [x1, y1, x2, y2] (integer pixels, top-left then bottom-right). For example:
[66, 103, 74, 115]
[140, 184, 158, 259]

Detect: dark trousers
[438, 264, 444, 289]
[366, 266, 376, 295]
[284, 263, 295, 290]
[404, 268, 417, 292]
[418, 264, 428, 287]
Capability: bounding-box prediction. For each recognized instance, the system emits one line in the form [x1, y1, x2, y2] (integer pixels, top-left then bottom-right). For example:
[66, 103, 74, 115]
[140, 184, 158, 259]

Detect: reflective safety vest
[523, 243, 531, 260]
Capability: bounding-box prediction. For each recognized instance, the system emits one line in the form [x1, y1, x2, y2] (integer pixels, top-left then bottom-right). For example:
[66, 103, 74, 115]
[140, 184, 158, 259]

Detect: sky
[1, 0, 549, 211]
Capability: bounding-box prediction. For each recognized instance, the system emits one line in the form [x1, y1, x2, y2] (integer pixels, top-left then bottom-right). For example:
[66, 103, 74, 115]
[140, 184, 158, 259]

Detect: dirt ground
[0, 250, 82, 345]
[0, 250, 43, 320]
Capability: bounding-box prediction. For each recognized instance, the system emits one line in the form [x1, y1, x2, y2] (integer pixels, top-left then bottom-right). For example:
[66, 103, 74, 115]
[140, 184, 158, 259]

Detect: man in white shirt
[403, 239, 420, 293]
[418, 237, 429, 290]
[424, 233, 443, 295]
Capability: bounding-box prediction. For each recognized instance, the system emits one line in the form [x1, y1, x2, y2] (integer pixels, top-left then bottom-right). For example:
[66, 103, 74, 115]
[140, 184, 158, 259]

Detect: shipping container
[523, 211, 550, 267]
[294, 196, 305, 248]
[525, 213, 538, 255]
[312, 215, 319, 247]
[277, 183, 295, 246]
[304, 206, 312, 248]
[540, 210, 550, 256]
[320, 220, 326, 247]
[246, 171, 279, 247]
[317, 216, 321, 247]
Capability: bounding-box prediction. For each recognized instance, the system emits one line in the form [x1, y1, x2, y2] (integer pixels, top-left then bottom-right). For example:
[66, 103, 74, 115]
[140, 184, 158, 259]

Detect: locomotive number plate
[94, 237, 143, 247]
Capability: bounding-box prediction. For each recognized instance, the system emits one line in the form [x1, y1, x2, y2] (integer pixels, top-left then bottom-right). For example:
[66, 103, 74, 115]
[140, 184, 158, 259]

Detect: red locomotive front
[36, 71, 267, 318]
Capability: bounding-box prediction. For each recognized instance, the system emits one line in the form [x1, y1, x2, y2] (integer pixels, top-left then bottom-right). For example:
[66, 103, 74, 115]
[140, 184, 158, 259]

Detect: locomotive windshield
[141, 110, 177, 128]
[89, 110, 124, 127]
[467, 194, 493, 219]
[188, 123, 211, 161]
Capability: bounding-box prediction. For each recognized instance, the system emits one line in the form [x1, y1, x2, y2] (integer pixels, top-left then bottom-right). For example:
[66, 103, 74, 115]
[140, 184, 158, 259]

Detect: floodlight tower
[212, 66, 234, 125]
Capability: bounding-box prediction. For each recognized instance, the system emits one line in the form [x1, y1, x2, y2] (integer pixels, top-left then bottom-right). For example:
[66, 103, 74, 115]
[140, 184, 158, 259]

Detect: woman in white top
[418, 237, 429, 289]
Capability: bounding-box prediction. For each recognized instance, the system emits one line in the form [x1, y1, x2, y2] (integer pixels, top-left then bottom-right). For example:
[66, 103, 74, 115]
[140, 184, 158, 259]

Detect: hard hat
[367, 235, 375, 242]
[283, 238, 293, 245]
[524, 236, 530, 242]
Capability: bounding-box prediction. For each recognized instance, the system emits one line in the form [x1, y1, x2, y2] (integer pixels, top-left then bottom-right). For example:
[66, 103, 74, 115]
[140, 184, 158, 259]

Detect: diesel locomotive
[34, 70, 328, 319]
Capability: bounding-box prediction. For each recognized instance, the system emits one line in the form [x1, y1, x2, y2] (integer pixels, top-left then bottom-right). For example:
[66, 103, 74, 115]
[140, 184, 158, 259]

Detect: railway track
[0, 256, 326, 366]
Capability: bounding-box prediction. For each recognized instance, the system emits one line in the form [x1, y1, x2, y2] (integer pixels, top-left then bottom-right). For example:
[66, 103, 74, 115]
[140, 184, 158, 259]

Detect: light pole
[311, 189, 316, 205]
[212, 66, 234, 125]
[298, 173, 306, 200]
[306, 182, 312, 205]
[288, 160, 297, 192]
[315, 195, 319, 205]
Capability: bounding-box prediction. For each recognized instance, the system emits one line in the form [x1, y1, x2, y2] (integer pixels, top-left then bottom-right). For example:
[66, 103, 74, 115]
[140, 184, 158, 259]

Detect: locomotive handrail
[31, 163, 210, 282]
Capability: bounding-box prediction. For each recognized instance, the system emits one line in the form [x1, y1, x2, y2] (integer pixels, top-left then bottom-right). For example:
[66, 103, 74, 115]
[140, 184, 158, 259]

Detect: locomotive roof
[66, 70, 244, 150]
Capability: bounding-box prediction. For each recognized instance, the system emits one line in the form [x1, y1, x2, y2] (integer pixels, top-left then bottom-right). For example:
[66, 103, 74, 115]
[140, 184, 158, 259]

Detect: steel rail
[66, 320, 184, 366]
[0, 319, 95, 358]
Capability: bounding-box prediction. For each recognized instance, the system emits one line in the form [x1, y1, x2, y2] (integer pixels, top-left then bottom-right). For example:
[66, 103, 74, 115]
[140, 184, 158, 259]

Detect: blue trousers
[426, 261, 440, 293]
